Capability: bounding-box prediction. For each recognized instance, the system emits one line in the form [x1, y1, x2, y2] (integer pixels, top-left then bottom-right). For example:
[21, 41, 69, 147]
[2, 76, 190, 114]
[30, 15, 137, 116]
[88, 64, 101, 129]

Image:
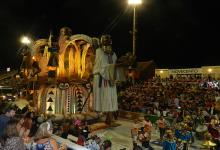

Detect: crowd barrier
[52, 135, 89, 150]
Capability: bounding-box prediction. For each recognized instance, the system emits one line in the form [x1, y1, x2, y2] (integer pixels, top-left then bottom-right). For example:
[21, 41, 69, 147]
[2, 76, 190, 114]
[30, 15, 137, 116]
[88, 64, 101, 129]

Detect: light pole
[128, 0, 142, 56]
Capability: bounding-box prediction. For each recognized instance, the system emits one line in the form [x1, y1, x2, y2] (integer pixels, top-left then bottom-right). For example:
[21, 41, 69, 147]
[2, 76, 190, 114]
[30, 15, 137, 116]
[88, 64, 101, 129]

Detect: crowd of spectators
[120, 75, 220, 149]
[119, 76, 219, 117]
[1, 75, 220, 150]
[0, 105, 112, 150]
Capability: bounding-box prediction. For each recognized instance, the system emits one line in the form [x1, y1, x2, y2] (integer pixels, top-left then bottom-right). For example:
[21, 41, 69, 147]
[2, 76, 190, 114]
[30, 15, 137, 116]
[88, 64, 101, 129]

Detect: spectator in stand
[82, 121, 90, 140]
[34, 122, 59, 150]
[74, 117, 82, 127]
[86, 135, 101, 150]
[60, 123, 70, 139]
[76, 129, 86, 146]
[20, 112, 33, 142]
[16, 116, 25, 137]
[0, 106, 16, 137]
[0, 119, 25, 150]
[102, 140, 112, 150]
[29, 112, 39, 137]
[174, 96, 180, 108]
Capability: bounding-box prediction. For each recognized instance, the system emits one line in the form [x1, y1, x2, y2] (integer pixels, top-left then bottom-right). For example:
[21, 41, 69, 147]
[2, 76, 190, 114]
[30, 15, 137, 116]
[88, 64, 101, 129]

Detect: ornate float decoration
[19, 27, 95, 116]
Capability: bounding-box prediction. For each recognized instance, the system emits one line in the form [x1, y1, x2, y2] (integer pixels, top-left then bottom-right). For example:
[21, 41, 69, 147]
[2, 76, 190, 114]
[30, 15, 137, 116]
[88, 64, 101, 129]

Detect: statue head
[92, 37, 100, 49]
[100, 34, 112, 46]
[60, 27, 72, 37]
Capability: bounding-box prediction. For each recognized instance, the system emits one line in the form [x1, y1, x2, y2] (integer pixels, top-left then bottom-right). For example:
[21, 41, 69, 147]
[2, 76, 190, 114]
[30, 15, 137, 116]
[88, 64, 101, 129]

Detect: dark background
[0, 0, 219, 70]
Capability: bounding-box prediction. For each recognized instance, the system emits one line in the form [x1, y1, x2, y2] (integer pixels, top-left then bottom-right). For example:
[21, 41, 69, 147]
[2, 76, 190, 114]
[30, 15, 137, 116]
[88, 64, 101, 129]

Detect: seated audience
[0, 119, 26, 150]
[34, 122, 59, 150]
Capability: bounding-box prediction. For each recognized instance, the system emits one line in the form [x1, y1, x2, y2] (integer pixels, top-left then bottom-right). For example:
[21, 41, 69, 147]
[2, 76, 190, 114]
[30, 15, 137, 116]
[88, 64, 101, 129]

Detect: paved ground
[91, 118, 210, 150]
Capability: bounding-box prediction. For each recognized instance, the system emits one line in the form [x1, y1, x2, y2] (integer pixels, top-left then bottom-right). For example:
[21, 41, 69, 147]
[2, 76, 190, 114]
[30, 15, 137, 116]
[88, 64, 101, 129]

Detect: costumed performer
[163, 129, 176, 150]
[175, 126, 192, 150]
[92, 34, 123, 125]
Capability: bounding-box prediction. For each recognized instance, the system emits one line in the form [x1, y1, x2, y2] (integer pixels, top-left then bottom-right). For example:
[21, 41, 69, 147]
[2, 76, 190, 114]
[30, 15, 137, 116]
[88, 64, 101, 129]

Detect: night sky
[0, 0, 219, 70]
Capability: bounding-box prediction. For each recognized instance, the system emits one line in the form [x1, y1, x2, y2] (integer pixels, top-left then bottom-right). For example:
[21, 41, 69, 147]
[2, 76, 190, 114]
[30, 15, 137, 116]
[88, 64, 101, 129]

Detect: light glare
[128, 0, 142, 5]
[208, 68, 212, 73]
[32, 56, 36, 61]
[21, 36, 31, 44]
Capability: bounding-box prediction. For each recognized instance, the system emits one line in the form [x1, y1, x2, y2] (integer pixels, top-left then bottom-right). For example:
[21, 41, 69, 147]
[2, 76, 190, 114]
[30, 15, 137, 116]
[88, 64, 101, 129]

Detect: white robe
[93, 48, 118, 112]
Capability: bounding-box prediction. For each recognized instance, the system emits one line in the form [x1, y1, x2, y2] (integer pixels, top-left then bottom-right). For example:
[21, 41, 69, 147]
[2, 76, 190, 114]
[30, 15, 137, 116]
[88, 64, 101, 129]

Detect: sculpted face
[60, 27, 72, 36]
[101, 35, 112, 46]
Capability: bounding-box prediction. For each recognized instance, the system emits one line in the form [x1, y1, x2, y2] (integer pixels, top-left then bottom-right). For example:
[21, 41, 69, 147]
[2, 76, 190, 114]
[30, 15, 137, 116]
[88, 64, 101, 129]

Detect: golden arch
[64, 38, 94, 80]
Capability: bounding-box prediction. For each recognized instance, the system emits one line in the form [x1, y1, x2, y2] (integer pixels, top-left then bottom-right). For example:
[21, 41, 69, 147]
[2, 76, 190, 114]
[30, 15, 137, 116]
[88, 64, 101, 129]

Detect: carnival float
[19, 27, 97, 117]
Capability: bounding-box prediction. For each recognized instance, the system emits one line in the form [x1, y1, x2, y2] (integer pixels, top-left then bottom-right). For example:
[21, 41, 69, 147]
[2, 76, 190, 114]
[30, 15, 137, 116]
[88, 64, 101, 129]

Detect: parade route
[91, 119, 209, 150]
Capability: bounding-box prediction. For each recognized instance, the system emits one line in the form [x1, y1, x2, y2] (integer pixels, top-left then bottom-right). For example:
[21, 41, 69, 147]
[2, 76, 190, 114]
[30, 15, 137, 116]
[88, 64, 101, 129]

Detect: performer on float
[92, 34, 120, 125]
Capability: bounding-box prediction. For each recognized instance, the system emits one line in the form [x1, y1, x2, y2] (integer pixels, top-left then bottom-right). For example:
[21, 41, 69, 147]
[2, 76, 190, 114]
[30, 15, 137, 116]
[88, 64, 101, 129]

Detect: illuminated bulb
[128, 0, 142, 5]
[208, 69, 212, 73]
[32, 56, 36, 61]
[21, 36, 31, 44]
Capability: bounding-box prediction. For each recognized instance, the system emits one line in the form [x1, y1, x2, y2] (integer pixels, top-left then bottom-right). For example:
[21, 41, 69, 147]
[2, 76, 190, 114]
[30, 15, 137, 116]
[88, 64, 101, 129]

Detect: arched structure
[22, 28, 95, 115]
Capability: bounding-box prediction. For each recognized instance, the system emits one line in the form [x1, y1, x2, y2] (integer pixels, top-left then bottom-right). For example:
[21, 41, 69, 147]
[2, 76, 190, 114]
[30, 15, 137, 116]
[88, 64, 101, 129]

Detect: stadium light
[128, 0, 142, 56]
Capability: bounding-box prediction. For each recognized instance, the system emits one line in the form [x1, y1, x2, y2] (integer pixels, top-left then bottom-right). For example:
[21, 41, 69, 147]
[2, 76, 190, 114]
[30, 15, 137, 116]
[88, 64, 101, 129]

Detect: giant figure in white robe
[93, 35, 118, 112]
